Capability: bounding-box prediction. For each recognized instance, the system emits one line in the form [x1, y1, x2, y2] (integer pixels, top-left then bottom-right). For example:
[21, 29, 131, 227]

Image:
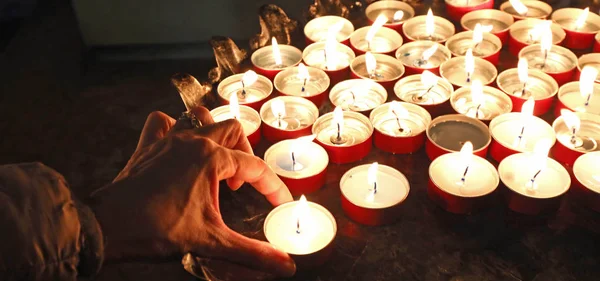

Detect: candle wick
[350, 91, 356, 105]
[540, 50, 548, 70]
[518, 125, 526, 140]
[521, 82, 527, 97]
[323, 49, 328, 70]
[530, 169, 542, 187]
[241, 80, 247, 98]
[296, 218, 301, 234]
[278, 114, 282, 128]
[461, 165, 470, 183]
[585, 93, 591, 107]
[392, 110, 404, 132]
[367, 41, 371, 52]
[337, 122, 342, 141]
[302, 78, 307, 92]
[291, 151, 296, 171]
[466, 72, 471, 83]
[373, 182, 377, 194]
[475, 103, 482, 119]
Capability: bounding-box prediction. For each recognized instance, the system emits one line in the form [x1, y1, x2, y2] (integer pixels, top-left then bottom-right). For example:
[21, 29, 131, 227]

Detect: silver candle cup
[349, 26, 403, 55]
[350, 53, 405, 90]
[304, 16, 354, 44]
[439, 56, 498, 88]
[519, 44, 577, 85]
[553, 112, 600, 154]
[395, 41, 452, 75]
[365, 0, 415, 31]
[500, 0, 552, 20]
[251, 44, 302, 73]
[394, 73, 454, 117]
[403, 15, 456, 43]
[508, 19, 566, 56]
[273, 65, 330, 106]
[557, 82, 600, 116]
[497, 68, 558, 115]
[217, 73, 273, 110]
[445, 31, 502, 63]
[450, 85, 513, 122]
[461, 9, 514, 44]
[577, 54, 600, 84]
[259, 96, 320, 142]
[329, 79, 388, 114]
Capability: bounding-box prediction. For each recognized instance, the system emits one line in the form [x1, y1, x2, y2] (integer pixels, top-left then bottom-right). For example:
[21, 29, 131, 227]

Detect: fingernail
[283, 259, 296, 277]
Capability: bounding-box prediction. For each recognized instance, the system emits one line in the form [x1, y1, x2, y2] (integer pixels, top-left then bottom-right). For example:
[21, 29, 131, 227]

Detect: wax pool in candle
[304, 16, 354, 43]
[490, 112, 555, 152]
[211, 108, 260, 136]
[463, 18, 511, 33]
[366, 9, 412, 23]
[440, 56, 497, 87]
[497, 68, 558, 100]
[519, 45, 577, 74]
[558, 82, 600, 115]
[218, 73, 272, 103]
[351, 54, 404, 82]
[554, 112, 600, 152]
[350, 26, 403, 53]
[264, 139, 328, 177]
[499, 152, 570, 198]
[313, 111, 372, 147]
[574, 152, 600, 194]
[261, 97, 319, 131]
[329, 79, 387, 112]
[451, 85, 512, 120]
[303, 42, 354, 71]
[501, 0, 552, 19]
[428, 120, 489, 151]
[430, 153, 498, 197]
[340, 164, 409, 209]
[395, 73, 453, 106]
[371, 103, 429, 137]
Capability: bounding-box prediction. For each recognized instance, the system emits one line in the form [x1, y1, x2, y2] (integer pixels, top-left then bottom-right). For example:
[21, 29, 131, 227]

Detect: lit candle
[340, 163, 410, 225]
[251, 38, 303, 80]
[210, 93, 262, 147]
[259, 96, 320, 143]
[572, 151, 600, 212]
[500, 0, 552, 21]
[461, 9, 514, 45]
[445, 25, 502, 65]
[551, 110, 600, 167]
[508, 19, 566, 56]
[444, 0, 494, 22]
[302, 34, 356, 85]
[556, 67, 600, 116]
[394, 71, 454, 117]
[217, 70, 273, 111]
[499, 139, 570, 215]
[370, 101, 432, 154]
[264, 135, 329, 195]
[450, 79, 513, 122]
[403, 8, 456, 43]
[519, 30, 578, 86]
[329, 79, 387, 114]
[552, 7, 600, 50]
[440, 48, 498, 88]
[304, 16, 354, 45]
[365, 0, 415, 34]
[396, 41, 452, 76]
[576, 54, 600, 84]
[428, 141, 499, 213]
[273, 63, 330, 107]
[263, 195, 336, 269]
[349, 14, 403, 55]
[350, 52, 406, 92]
[425, 114, 491, 160]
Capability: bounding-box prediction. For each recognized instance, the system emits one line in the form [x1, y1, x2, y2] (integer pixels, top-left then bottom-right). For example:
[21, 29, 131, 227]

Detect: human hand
[89, 107, 295, 277]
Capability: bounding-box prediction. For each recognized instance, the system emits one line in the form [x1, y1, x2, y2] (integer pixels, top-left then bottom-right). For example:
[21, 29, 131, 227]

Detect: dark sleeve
[0, 163, 104, 281]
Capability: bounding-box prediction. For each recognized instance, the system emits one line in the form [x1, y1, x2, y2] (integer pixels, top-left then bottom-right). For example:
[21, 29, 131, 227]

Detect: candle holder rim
[489, 112, 557, 152]
[445, 31, 502, 58]
[402, 15, 456, 42]
[273, 65, 331, 97]
[349, 26, 404, 53]
[460, 9, 514, 33]
[259, 96, 320, 132]
[496, 68, 559, 99]
[429, 153, 499, 197]
[444, 0, 492, 6]
[394, 41, 452, 66]
[250, 44, 303, 70]
[439, 56, 499, 87]
[350, 53, 406, 83]
[426, 114, 492, 153]
[394, 74, 454, 105]
[339, 163, 410, 209]
[577, 53, 600, 73]
[450, 85, 513, 121]
[551, 8, 600, 34]
[329, 78, 388, 112]
[217, 73, 273, 102]
[364, 0, 415, 23]
[264, 139, 329, 179]
[369, 101, 432, 136]
[499, 0, 553, 20]
[518, 44, 578, 74]
[573, 151, 600, 195]
[302, 41, 356, 70]
[304, 15, 355, 43]
[558, 81, 600, 100]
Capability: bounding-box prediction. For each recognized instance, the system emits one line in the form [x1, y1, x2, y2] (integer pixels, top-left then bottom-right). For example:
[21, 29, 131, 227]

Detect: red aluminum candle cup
[575, 54, 600, 84]
[572, 151, 600, 212]
[500, 0, 552, 21]
[425, 114, 491, 161]
[594, 33, 600, 52]
[395, 41, 452, 76]
[439, 56, 498, 89]
[394, 73, 454, 118]
[251, 44, 302, 81]
[312, 110, 374, 164]
[210, 105, 262, 148]
[370, 102, 432, 154]
[260, 96, 320, 143]
[304, 16, 354, 46]
[403, 14, 456, 44]
[499, 153, 570, 215]
[349, 26, 403, 56]
[450, 85, 513, 124]
[365, 0, 415, 35]
[340, 164, 410, 225]
[552, 8, 600, 50]
[461, 9, 514, 45]
[302, 41, 356, 86]
[445, 31, 502, 65]
[508, 19, 566, 56]
[350, 53, 405, 93]
[428, 153, 499, 214]
[329, 79, 387, 116]
[273, 65, 330, 107]
[217, 73, 273, 111]
[496, 68, 559, 116]
[444, 0, 494, 22]
[555, 81, 600, 117]
[551, 112, 600, 167]
[519, 44, 577, 86]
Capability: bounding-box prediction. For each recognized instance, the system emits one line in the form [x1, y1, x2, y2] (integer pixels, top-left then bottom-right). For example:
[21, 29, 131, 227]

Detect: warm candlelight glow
[389, 101, 409, 118]
[518, 58, 529, 84]
[229, 93, 241, 119]
[366, 52, 377, 76]
[528, 138, 553, 191]
[367, 162, 378, 189]
[271, 98, 286, 120]
[459, 141, 473, 184]
[422, 44, 438, 61]
[465, 48, 474, 82]
[472, 23, 492, 46]
[580, 66, 598, 106]
[393, 11, 404, 22]
[509, 0, 529, 16]
[561, 109, 581, 135]
[272, 37, 282, 67]
[332, 106, 345, 136]
[325, 29, 338, 70]
[289, 134, 316, 171]
[293, 195, 310, 234]
[242, 70, 258, 88]
[425, 9, 435, 38]
[522, 97, 535, 116]
[540, 25, 553, 54]
[366, 14, 388, 46]
[470, 80, 485, 119]
[575, 7, 590, 30]
[421, 70, 439, 88]
[297, 63, 310, 83]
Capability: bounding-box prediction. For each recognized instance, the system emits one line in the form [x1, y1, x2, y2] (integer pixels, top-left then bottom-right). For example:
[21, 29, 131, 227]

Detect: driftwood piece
[170, 73, 212, 110]
[208, 36, 247, 84]
[249, 4, 298, 51]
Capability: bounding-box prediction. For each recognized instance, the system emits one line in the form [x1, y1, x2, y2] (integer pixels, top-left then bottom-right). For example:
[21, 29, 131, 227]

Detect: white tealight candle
[302, 41, 355, 71]
[329, 79, 387, 113]
[573, 151, 600, 194]
[217, 70, 273, 106]
[341, 163, 410, 209]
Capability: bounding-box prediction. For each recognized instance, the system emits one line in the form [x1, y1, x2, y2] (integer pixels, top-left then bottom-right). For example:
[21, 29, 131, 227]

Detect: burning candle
[274, 63, 330, 107]
[264, 135, 329, 195]
[496, 58, 559, 116]
[572, 151, 600, 212]
[500, 0, 552, 21]
[508, 19, 565, 56]
[551, 110, 600, 167]
[251, 37, 303, 80]
[425, 114, 491, 161]
[445, 24, 502, 65]
[365, 0, 415, 34]
[444, 0, 494, 22]
[403, 9, 455, 43]
[340, 163, 410, 225]
[552, 7, 600, 50]
[329, 79, 387, 115]
[498, 139, 570, 215]
[210, 93, 262, 147]
[304, 16, 354, 46]
[519, 29, 577, 86]
[312, 106, 374, 164]
[395, 41, 452, 75]
[440, 48, 498, 89]
[489, 98, 556, 162]
[461, 9, 514, 45]
[259, 96, 320, 143]
[263, 195, 336, 269]
[394, 71, 454, 118]
[349, 14, 403, 56]
[350, 52, 405, 92]
[555, 67, 600, 116]
[575, 54, 600, 84]
[217, 70, 273, 111]
[302, 38, 356, 85]
[450, 79, 513, 123]
[370, 101, 432, 154]
[428, 141, 499, 214]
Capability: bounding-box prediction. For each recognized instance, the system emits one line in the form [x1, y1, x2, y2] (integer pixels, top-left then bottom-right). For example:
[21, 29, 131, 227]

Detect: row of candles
[189, 1, 600, 270]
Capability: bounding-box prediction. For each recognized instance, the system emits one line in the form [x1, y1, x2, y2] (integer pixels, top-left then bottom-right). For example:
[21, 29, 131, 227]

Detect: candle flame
[293, 195, 310, 233]
[540, 24, 553, 53]
[367, 162, 378, 187]
[393, 10, 404, 22]
[366, 52, 377, 76]
[325, 30, 339, 70]
[422, 44, 438, 61]
[522, 97, 535, 116]
[465, 48, 475, 77]
[389, 101, 410, 118]
[327, 20, 346, 42]
[459, 141, 474, 168]
[366, 14, 388, 43]
[242, 70, 258, 88]
[472, 23, 487, 45]
[576, 7, 590, 30]
[561, 109, 581, 134]
[510, 0, 529, 16]
[471, 80, 485, 106]
[271, 98, 286, 119]
[272, 37, 282, 67]
[518, 58, 529, 84]
[426, 9, 435, 37]
[421, 70, 440, 88]
[290, 134, 317, 161]
[332, 106, 344, 135]
[580, 66, 598, 100]
[532, 138, 553, 173]
[297, 63, 310, 82]
[229, 93, 241, 119]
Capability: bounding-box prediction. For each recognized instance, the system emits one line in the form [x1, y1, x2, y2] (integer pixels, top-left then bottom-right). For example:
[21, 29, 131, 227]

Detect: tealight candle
[489, 98, 556, 162]
[444, 0, 494, 22]
[425, 114, 491, 161]
[552, 7, 600, 50]
[394, 71, 454, 118]
[439, 49, 498, 89]
[365, 0, 415, 34]
[370, 101, 432, 154]
[555, 67, 600, 117]
[264, 195, 336, 269]
[500, 0, 552, 21]
[340, 163, 410, 225]
[329, 79, 387, 115]
[312, 107, 374, 164]
[519, 42, 577, 86]
[575, 54, 600, 84]
[349, 15, 403, 56]
[461, 9, 514, 45]
[395, 41, 452, 76]
[264, 136, 329, 195]
[499, 139, 570, 215]
[304, 16, 354, 46]
[496, 58, 559, 116]
[217, 70, 273, 111]
[402, 9, 455, 43]
[260, 96, 320, 143]
[508, 19, 565, 56]
[302, 41, 356, 85]
[450, 80, 513, 123]
[251, 38, 303, 80]
[274, 63, 330, 107]
[572, 151, 600, 212]
[428, 142, 499, 214]
[210, 94, 262, 147]
[350, 52, 405, 92]
[551, 110, 600, 167]
[445, 26, 502, 65]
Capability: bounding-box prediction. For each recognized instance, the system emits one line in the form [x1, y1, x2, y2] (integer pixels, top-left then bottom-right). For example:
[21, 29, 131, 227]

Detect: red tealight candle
[370, 101, 432, 154]
[304, 16, 354, 46]
[273, 63, 331, 107]
[395, 41, 452, 76]
[552, 7, 600, 50]
[425, 114, 491, 161]
[259, 96, 319, 143]
[551, 110, 600, 167]
[575, 54, 600, 84]
[444, 0, 494, 22]
[571, 151, 600, 212]
[461, 9, 514, 45]
[445, 26, 502, 65]
[349, 15, 403, 56]
[251, 38, 302, 81]
[499, 0, 552, 21]
[508, 19, 565, 57]
[350, 52, 405, 93]
[364, 0, 415, 35]
[302, 41, 356, 86]
[519, 41, 577, 87]
[555, 67, 600, 117]
[210, 96, 262, 148]
[217, 70, 273, 111]
[394, 71, 454, 118]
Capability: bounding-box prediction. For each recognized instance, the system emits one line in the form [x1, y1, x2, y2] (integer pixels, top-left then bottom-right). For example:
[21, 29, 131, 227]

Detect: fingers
[194, 119, 253, 155]
[137, 111, 176, 149]
[171, 106, 215, 132]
